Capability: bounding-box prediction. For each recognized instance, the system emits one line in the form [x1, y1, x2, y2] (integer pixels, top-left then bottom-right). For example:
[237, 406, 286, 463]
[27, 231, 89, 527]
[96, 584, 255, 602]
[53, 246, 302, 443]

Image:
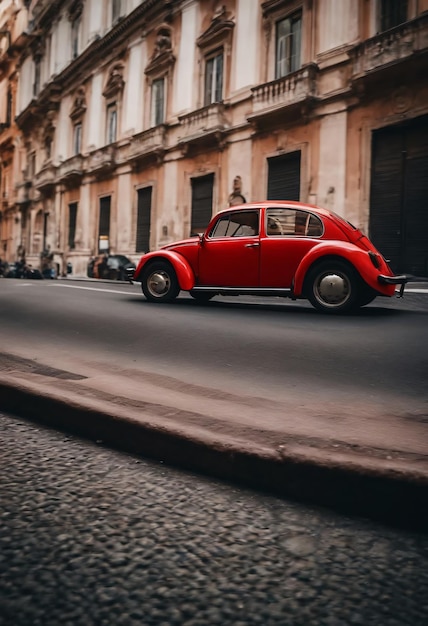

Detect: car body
[88, 254, 136, 281]
[131, 201, 408, 313]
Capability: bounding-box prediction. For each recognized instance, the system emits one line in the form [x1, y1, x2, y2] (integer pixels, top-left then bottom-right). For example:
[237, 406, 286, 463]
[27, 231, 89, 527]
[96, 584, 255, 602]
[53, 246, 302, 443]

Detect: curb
[1, 380, 427, 531]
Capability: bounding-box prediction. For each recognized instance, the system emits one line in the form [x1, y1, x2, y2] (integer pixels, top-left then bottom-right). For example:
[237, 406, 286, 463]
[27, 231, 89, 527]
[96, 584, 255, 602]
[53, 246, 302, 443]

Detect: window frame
[73, 122, 82, 155]
[378, 0, 408, 32]
[112, 0, 122, 24]
[204, 49, 224, 106]
[151, 77, 165, 127]
[106, 102, 118, 144]
[71, 16, 80, 59]
[275, 10, 302, 79]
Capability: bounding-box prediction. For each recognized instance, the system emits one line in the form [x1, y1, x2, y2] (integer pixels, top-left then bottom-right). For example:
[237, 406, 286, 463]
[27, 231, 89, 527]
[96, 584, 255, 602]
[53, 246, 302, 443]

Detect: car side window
[210, 211, 259, 238]
[266, 208, 323, 237]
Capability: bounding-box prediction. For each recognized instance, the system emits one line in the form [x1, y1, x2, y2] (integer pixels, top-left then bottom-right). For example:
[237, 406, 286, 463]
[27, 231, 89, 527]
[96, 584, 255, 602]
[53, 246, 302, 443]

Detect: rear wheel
[141, 261, 180, 303]
[305, 260, 359, 313]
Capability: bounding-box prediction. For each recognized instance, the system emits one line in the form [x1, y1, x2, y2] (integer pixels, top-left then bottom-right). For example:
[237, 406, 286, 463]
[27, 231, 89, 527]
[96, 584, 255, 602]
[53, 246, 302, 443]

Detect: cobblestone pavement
[1, 413, 427, 626]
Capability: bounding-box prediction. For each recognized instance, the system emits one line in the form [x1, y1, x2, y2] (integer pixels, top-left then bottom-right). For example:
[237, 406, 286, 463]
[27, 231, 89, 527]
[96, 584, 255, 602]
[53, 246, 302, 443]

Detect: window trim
[106, 102, 118, 144]
[204, 49, 224, 106]
[275, 10, 302, 79]
[151, 77, 165, 127]
[73, 122, 82, 155]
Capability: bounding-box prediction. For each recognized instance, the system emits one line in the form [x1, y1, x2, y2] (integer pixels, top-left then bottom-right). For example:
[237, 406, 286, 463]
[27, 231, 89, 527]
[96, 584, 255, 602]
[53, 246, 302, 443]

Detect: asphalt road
[1, 411, 427, 626]
[0, 278, 427, 408]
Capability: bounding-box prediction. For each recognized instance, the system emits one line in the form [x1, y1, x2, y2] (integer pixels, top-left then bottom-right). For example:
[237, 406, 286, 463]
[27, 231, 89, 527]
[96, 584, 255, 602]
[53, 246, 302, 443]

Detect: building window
[191, 174, 214, 236]
[28, 152, 36, 178]
[33, 59, 41, 96]
[71, 17, 80, 59]
[112, 0, 122, 23]
[73, 123, 82, 155]
[6, 88, 12, 126]
[204, 51, 223, 105]
[136, 187, 152, 253]
[106, 103, 117, 143]
[45, 136, 52, 160]
[68, 202, 78, 249]
[379, 0, 408, 31]
[151, 78, 165, 126]
[275, 12, 302, 78]
[98, 196, 111, 252]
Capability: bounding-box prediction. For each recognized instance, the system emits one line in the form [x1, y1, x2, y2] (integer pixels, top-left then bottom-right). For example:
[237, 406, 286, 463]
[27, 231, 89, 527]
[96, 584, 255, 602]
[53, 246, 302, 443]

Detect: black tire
[358, 288, 377, 307]
[141, 261, 180, 303]
[189, 290, 215, 303]
[305, 260, 359, 313]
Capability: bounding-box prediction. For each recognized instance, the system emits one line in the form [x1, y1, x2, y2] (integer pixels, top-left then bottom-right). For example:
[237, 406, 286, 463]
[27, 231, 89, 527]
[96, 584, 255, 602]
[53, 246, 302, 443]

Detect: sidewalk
[1, 346, 427, 531]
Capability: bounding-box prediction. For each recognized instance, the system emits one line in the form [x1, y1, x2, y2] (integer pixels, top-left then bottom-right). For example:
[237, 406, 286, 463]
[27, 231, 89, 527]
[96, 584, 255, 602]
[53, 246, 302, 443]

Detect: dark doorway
[98, 196, 111, 253]
[136, 187, 152, 253]
[369, 116, 428, 276]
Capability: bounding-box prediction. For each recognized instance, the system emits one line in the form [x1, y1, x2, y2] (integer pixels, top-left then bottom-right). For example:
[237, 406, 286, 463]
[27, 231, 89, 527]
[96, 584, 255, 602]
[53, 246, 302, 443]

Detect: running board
[191, 286, 293, 297]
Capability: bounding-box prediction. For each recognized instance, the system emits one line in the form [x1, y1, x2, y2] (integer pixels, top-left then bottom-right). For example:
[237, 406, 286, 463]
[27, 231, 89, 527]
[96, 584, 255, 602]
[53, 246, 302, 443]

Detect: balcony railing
[34, 162, 56, 191]
[58, 155, 84, 184]
[350, 14, 428, 79]
[248, 64, 318, 124]
[15, 180, 33, 204]
[127, 125, 167, 161]
[178, 103, 229, 146]
[87, 145, 115, 174]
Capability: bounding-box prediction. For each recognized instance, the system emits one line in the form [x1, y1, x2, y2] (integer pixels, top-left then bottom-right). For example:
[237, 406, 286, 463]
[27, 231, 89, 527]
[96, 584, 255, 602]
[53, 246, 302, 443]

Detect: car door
[197, 209, 261, 287]
[260, 207, 324, 287]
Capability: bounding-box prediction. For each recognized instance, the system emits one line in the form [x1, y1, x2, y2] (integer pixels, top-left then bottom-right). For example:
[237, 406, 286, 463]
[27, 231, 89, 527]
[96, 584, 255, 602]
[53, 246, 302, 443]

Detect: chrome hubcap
[315, 272, 350, 306]
[147, 271, 170, 297]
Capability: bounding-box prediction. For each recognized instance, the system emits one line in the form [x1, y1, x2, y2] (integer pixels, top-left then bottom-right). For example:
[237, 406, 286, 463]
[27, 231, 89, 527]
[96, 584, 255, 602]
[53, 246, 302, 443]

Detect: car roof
[215, 201, 332, 219]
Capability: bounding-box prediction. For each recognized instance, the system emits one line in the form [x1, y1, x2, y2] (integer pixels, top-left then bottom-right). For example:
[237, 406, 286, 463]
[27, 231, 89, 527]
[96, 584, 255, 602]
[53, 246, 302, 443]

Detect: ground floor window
[136, 187, 152, 253]
[191, 174, 214, 236]
[267, 151, 301, 201]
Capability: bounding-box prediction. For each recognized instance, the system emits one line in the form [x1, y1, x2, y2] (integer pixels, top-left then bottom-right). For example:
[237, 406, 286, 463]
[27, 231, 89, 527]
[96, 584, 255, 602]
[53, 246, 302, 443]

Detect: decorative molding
[197, 6, 234, 52]
[103, 63, 125, 99]
[145, 25, 175, 77]
[70, 87, 86, 120]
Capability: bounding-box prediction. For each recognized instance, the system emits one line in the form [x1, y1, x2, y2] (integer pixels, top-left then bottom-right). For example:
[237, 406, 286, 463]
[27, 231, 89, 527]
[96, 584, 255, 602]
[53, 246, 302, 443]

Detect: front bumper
[378, 274, 409, 297]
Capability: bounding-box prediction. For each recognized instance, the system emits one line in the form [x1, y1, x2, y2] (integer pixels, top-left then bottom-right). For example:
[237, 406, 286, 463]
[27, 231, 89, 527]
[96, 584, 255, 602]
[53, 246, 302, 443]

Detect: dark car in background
[87, 254, 136, 281]
[3, 262, 43, 279]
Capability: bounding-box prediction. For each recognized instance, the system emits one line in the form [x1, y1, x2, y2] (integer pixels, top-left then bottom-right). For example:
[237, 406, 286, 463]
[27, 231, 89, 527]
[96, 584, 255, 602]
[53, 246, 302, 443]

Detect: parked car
[87, 254, 136, 281]
[3, 262, 43, 279]
[130, 201, 408, 314]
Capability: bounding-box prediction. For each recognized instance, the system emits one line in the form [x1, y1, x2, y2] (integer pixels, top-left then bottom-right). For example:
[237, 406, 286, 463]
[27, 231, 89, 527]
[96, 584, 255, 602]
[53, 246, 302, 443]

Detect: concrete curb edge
[1, 380, 427, 531]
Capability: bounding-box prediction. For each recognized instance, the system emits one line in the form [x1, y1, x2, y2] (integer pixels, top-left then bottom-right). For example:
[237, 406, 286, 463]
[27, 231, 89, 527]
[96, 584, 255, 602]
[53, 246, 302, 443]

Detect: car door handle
[244, 242, 260, 248]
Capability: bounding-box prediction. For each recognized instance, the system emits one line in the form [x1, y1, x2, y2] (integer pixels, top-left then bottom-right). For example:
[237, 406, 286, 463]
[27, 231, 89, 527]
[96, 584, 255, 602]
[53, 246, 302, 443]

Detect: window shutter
[267, 152, 301, 201]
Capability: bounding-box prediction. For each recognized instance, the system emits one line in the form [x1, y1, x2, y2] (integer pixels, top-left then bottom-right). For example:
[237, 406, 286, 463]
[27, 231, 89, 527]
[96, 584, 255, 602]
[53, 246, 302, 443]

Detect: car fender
[293, 242, 388, 296]
[134, 250, 195, 290]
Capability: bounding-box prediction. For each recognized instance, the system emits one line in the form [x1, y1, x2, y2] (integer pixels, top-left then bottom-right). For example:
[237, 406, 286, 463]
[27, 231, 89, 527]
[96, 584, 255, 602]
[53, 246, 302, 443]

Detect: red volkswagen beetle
[131, 201, 407, 313]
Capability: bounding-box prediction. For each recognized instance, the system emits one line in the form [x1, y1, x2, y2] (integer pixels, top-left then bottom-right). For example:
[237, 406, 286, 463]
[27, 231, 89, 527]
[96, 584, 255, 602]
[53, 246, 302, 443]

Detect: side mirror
[199, 233, 204, 245]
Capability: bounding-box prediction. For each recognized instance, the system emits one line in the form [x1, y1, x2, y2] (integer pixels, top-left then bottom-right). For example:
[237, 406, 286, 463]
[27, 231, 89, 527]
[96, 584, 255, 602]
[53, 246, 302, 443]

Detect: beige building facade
[0, 0, 427, 277]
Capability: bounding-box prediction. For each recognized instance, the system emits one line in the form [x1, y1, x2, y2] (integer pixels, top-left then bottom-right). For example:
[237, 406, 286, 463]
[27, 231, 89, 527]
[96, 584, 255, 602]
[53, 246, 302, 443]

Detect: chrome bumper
[378, 274, 408, 297]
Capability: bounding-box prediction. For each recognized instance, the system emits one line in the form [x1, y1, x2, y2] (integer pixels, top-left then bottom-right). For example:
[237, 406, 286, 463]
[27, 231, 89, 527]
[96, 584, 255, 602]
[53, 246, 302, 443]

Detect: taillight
[368, 251, 381, 269]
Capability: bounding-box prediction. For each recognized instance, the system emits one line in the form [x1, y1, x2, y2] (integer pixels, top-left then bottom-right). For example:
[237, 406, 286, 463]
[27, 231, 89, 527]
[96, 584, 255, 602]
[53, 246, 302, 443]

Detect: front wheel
[141, 261, 180, 303]
[305, 260, 359, 313]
